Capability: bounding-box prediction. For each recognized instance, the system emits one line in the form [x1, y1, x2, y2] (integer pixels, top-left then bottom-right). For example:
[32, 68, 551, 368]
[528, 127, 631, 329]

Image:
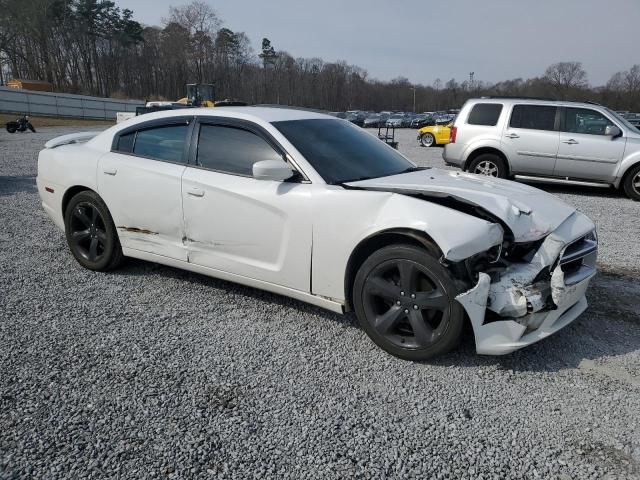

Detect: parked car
[623, 112, 640, 128]
[37, 107, 597, 360]
[410, 114, 431, 128]
[443, 97, 640, 200]
[345, 111, 366, 127]
[386, 113, 411, 128]
[434, 113, 455, 125]
[417, 122, 452, 147]
[363, 113, 389, 128]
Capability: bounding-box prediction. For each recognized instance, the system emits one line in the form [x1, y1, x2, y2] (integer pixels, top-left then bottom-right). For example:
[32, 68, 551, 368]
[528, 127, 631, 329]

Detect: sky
[122, 0, 640, 87]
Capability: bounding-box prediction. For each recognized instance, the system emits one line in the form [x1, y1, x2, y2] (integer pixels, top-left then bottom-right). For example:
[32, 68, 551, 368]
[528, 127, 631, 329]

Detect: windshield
[606, 108, 640, 134]
[273, 119, 417, 184]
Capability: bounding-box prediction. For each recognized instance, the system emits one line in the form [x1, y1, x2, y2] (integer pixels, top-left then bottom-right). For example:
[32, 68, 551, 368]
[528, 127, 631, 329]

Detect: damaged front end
[455, 211, 598, 355]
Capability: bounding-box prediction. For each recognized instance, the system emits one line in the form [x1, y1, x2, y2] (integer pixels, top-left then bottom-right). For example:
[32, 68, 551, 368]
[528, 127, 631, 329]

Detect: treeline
[1, 0, 640, 112]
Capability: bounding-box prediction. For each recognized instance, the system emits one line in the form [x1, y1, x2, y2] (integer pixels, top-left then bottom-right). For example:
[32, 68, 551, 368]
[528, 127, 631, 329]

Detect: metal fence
[0, 87, 144, 120]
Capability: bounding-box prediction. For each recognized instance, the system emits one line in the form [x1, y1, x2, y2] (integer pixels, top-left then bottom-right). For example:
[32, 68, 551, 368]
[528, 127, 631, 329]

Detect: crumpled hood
[345, 169, 578, 242]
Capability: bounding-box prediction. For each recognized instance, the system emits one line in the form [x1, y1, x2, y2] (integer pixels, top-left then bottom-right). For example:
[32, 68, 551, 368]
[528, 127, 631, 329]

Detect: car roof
[468, 97, 608, 110]
[120, 106, 334, 126]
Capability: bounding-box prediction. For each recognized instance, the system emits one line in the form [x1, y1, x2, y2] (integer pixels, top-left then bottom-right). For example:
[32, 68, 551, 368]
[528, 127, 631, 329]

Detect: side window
[467, 103, 503, 126]
[116, 131, 135, 153]
[196, 124, 283, 176]
[563, 108, 614, 136]
[132, 124, 188, 162]
[509, 105, 557, 131]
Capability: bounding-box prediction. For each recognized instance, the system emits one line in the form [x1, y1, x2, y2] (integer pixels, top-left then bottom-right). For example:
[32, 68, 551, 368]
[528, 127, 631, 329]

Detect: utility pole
[410, 86, 416, 112]
[469, 72, 475, 90]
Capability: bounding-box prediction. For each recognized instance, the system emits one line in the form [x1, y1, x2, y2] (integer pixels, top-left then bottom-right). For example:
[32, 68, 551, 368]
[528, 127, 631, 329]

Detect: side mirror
[605, 125, 622, 137]
[252, 160, 296, 182]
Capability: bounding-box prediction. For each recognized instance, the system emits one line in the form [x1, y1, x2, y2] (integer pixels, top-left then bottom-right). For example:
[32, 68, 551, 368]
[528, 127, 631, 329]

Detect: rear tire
[468, 153, 508, 179]
[622, 164, 640, 201]
[352, 244, 465, 361]
[64, 190, 123, 271]
[420, 133, 435, 147]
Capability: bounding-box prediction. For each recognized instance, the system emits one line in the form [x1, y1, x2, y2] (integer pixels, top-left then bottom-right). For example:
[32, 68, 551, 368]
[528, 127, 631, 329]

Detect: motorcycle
[6, 115, 36, 133]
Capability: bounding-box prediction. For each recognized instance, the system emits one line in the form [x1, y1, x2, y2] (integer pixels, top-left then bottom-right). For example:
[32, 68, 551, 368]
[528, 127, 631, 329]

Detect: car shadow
[112, 259, 639, 374]
[112, 258, 357, 329]
[0, 175, 37, 197]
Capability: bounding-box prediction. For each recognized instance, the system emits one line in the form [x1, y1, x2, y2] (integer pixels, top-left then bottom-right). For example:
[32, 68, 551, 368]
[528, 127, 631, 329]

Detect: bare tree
[544, 61, 588, 97]
[164, 1, 221, 36]
[3, 1, 640, 113]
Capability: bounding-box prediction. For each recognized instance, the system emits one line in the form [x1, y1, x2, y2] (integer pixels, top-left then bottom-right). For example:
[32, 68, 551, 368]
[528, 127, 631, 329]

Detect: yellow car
[417, 123, 452, 147]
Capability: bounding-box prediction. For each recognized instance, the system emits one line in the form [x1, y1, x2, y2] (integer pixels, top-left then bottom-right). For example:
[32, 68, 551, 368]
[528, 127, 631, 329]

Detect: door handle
[504, 133, 519, 139]
[187, 187, 205, 197]
[103, 168, 117, 176]
[563, 139, 579, 145]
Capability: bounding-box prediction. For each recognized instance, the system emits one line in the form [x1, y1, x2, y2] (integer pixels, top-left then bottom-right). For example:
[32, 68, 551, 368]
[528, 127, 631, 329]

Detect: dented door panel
[97, 152, 188, 260]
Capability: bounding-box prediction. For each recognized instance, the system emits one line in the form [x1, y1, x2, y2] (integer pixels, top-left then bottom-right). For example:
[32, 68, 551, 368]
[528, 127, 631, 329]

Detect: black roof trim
[480, 96, 557, 101]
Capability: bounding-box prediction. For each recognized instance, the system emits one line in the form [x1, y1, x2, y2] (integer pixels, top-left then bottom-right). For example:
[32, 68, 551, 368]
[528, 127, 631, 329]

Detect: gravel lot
[1, 126, 639, 479]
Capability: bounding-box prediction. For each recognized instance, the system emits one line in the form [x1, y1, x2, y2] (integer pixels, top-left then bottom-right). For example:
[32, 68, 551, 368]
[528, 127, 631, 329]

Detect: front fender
[310, 188, 504, 302]
[614, 150, 640, 188]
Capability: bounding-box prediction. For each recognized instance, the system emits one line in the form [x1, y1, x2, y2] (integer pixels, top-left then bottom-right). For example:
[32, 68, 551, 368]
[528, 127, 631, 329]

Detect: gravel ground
[1, 127, 639, 479]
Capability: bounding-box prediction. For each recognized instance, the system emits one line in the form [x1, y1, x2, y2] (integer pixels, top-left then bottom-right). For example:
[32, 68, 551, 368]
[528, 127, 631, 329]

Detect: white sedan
[37, 107, 598, 360]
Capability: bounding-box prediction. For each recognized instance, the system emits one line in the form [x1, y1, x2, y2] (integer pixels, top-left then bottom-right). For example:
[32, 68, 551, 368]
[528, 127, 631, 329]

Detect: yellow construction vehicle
[176, 83, 216, 107]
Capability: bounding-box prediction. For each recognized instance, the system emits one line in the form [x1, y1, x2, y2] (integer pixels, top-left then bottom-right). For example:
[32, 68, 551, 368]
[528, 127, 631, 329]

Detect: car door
[500, 104, 559, 175]
[554, 107, 626, 182]
[97, 117, 192, 261]
[181, 118, 313, 291]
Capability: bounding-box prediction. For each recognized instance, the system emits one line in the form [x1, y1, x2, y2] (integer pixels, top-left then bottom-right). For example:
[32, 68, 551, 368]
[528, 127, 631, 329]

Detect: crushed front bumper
[456, 212, 597, 355]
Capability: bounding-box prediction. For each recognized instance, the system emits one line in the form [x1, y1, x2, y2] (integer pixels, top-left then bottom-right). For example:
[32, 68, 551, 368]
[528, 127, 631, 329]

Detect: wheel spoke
[398, 261, 416, 290]
[96, 229, 107, 245]
[89, 237, 99, 261]
[74, 207, 92, 227]
[91, 206, 98, 224]
[375, 306, 404, 334]
[72, 228, 91, 243]
[407, 310, 433, 347]
[414, 290, 448, 310]
[365, 275, 399, 301]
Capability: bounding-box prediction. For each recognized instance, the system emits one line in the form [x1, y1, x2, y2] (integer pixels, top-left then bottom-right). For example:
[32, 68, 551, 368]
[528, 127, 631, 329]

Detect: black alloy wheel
[64, 190, 123, 271]
[353, 244, 465, 360]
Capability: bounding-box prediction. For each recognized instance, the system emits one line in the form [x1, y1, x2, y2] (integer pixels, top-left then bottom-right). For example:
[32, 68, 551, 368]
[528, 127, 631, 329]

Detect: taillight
[449, 126, 457, 143]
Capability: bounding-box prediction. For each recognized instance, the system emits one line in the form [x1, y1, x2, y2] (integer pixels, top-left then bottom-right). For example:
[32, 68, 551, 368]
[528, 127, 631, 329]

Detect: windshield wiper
[397, 166, 428, 174]
[337, 167, 428, 185]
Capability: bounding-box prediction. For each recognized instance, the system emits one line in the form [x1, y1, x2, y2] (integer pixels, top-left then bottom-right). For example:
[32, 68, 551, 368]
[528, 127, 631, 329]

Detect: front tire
[622, 164, 640, 201]
[420, 133, 435, 147]
[64, 191, 123, 271]
[353, 244, 465, 360]
[468, 153, 508, 178]
[6, 123, 17, 133]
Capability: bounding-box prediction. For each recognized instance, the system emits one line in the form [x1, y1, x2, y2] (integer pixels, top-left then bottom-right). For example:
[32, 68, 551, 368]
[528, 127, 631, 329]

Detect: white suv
[443, 97, 640, 200]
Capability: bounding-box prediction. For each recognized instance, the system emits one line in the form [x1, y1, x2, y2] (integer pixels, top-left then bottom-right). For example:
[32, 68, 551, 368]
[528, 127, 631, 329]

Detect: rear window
[467, 103, 503, 126]
[116, 131, 135, 152]
[509, 105, 557, 131]
[133, 124, 188, 162]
